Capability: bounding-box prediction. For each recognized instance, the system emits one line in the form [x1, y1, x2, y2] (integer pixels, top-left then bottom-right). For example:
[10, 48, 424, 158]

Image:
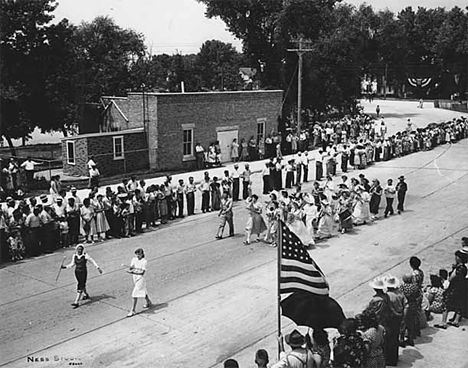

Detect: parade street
[1, 102, 467, 368]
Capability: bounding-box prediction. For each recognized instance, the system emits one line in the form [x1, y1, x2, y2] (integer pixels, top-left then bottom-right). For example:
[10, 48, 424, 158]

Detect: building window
[257, 118, 266, 142]
[113, 136, 124, 160]
[183, 128, 194, 157]
[66, 141, 75, 165]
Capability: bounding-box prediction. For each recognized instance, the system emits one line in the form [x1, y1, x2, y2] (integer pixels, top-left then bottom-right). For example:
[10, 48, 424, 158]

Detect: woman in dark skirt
[436, 251, 468, 328]
[62, 244, 103, 308]
[369, 179, 383, 220]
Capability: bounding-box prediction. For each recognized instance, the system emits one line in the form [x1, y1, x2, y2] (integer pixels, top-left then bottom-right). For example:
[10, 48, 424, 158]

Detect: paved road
[1, 102, 467, 368]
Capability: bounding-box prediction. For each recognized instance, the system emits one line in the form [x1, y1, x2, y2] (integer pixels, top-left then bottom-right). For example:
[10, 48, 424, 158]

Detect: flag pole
[277, 218, 282, 360]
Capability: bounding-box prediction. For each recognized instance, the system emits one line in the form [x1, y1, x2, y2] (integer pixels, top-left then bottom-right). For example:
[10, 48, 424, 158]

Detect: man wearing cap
[272, 330, 314, 368]
[395, 176, 408, 214]
[385, 275, 405, 366]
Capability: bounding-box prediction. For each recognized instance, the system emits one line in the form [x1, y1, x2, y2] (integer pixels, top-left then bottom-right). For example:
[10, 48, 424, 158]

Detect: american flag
[280, 221, 329, 296]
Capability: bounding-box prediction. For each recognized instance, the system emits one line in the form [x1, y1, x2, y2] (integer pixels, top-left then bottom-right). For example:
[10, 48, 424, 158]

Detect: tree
[196, 40, 244, 90]
[0, 0, 59, 152]
[73, 16, 146, 102]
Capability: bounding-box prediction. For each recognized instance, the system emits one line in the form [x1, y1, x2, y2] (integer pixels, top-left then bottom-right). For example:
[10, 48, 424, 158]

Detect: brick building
[62, 90, 283, 176]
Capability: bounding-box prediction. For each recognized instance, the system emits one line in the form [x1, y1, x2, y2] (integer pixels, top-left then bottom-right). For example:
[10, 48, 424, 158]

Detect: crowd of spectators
[222, 244, 467, 368]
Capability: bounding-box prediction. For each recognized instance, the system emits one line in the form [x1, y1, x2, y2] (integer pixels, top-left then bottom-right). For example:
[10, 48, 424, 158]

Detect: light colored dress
[245, 200, 267, 235]
[94, 200, 110, 234]
[80, 205, 96, 235]
[287, 208, 315, 246]
[317, 204, 336, 237]
[131, 257, 148, 298]
[303, 203, 318, 242]
[352, 192, 371, 224]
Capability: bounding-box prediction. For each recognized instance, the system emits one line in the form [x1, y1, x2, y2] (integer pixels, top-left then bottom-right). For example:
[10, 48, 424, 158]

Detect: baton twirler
[55, 256, 67, 282]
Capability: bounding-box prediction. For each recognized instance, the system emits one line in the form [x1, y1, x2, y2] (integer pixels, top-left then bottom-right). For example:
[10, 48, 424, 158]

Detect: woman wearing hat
[272, 329, 314, 368]
[126, 248, 153, 317]
[435, 251, 468, 328]
[61, 244, 103, 308]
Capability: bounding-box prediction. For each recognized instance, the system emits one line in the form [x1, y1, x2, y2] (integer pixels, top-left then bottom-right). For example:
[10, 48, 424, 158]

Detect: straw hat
[384, 275, 400, 289]
[369, 276, 386, 290]
[303, 193, 314, 204]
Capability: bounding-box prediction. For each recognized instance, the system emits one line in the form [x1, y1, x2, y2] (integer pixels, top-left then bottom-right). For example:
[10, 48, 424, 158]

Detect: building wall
[87, 132, 149, 177]
[62, 131, 148, 178]
[101, 97, 143, 132]
[62, 138, 88, 177]
[139, 91, 283, 171]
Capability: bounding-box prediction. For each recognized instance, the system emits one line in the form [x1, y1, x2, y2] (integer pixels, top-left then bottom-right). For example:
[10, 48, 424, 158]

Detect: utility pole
[287, 38, 314, 133]
[384, 63, 388, 100]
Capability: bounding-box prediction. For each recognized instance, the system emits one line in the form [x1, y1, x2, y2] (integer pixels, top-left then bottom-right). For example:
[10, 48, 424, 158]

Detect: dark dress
[333, 333, 367, 368]
[74, 255, 88, 292]
[444, 264, 468, 317]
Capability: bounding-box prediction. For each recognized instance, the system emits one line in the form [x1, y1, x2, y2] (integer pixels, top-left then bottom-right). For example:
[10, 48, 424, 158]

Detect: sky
[53, 0, 467, 55]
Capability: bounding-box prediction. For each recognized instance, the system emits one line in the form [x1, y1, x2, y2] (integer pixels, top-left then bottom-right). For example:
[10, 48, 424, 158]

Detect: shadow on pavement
[141, 302, 169, 315]
[416, 325, 437, 345]
[81, 294, 116, 306]
[398, 348, 424, 368]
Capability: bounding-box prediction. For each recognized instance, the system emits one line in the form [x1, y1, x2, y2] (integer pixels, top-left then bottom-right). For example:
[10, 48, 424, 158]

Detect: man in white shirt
[315, 149, 323, 181]
[302, 152, 312, 182]
[53, 197, 66, 218]
[184, 176, 197, 215]
[384, 178, 396, 218]
[87, 157, 96, 170]
[20, 156, 42, 189]
[231, 164, 241, 201]
[295, 152, 303, 185]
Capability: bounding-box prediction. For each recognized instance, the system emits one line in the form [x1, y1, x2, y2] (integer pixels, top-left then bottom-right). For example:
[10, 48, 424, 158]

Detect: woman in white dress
[302, 194, 318, 244]
[287, 201, 315, 247]
[352, 185, 371, 225]
[94, 194, 110, 241]
[126, 248, 153, 317]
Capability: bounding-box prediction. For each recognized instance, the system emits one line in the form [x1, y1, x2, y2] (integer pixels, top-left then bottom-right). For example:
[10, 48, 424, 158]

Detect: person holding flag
[277, 220, 346, 350]
[61, 244, 103, 308]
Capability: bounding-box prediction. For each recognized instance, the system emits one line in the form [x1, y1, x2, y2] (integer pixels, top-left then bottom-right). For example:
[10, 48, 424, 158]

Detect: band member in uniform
[62, 244, 103, 308]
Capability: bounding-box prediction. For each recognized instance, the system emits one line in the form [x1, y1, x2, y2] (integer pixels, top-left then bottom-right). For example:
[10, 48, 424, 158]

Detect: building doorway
[217, 129, 238, 163]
